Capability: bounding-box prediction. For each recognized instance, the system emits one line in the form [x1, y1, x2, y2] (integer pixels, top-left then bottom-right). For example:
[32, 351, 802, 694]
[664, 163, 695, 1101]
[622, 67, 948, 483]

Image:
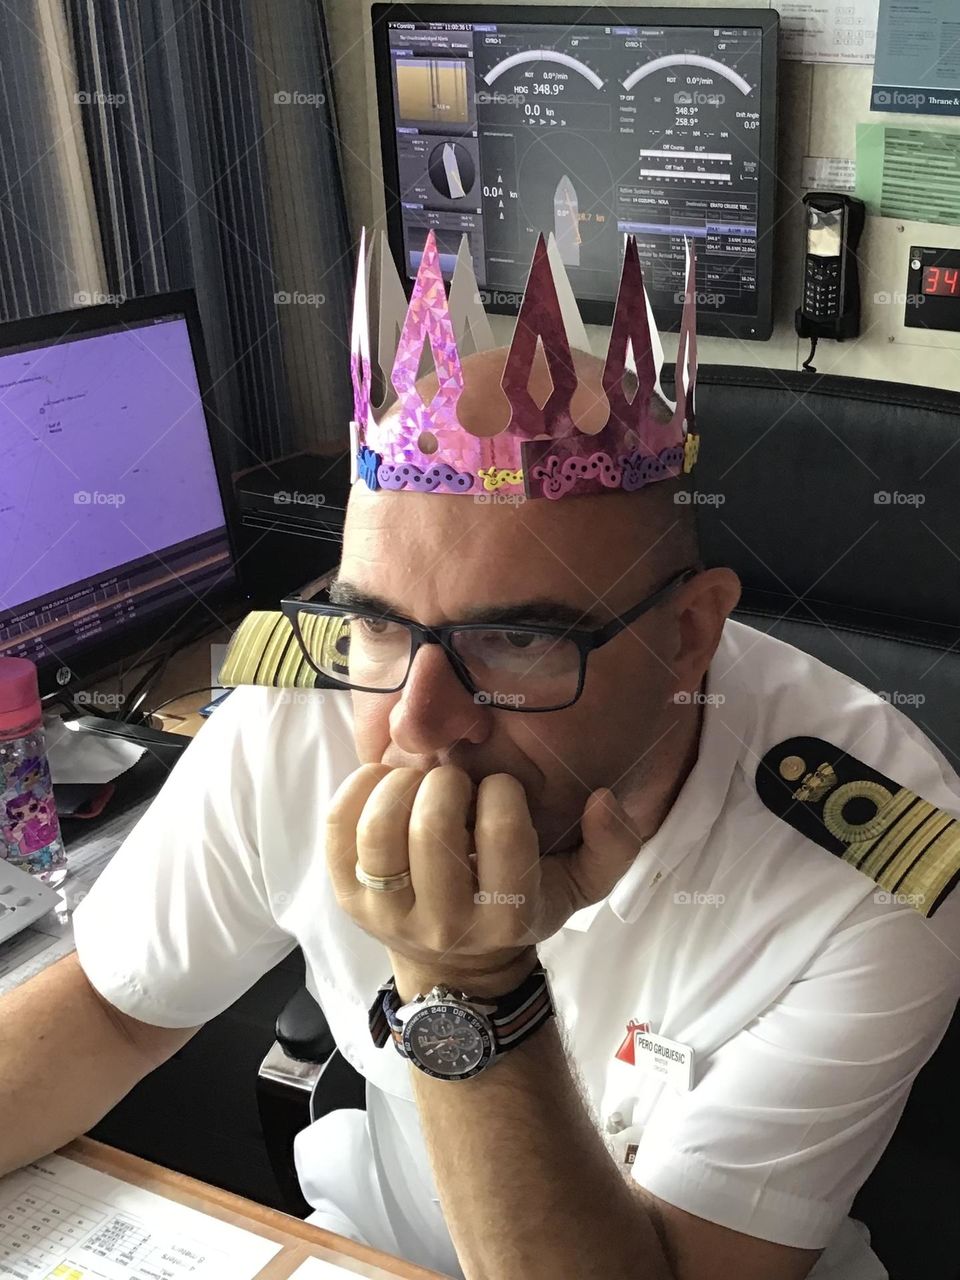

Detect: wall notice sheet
[780, 0, 880, 64]
[856, 123, 960, 224]
[0, 1155, 282, 1280]
[801, 155, 858, 192]
[871, 0, 960, 115]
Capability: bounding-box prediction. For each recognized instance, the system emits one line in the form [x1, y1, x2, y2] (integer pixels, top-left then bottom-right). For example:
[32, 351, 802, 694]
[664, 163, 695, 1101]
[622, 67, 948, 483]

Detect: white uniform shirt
[72, 620, 960, 1280]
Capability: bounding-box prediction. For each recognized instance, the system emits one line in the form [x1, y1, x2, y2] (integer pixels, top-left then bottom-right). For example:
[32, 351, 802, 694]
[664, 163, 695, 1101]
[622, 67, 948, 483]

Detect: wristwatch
[368, 962, 555, 1081]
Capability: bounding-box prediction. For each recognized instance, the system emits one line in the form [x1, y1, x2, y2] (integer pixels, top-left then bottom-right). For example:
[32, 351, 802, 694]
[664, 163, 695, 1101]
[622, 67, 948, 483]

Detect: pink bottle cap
[0, 657, 42, 734]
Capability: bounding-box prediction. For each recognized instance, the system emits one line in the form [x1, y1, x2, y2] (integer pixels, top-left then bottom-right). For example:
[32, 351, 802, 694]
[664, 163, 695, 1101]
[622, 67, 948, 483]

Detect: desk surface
[60, 1139, 445, 1279]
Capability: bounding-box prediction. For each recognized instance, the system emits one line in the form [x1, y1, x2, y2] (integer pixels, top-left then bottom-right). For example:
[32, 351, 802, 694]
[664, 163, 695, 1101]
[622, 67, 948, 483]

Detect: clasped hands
[325, 764, 644, 1000]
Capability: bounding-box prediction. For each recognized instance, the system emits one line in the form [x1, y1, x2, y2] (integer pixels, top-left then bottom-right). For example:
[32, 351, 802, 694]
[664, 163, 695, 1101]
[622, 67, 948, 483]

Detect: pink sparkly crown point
[352, 228, 700, 500]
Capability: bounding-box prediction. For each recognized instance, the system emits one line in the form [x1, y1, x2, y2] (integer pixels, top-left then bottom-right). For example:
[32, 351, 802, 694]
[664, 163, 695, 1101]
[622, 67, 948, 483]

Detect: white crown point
[349, 228, 371, 395]
[376, 229, 408, 409]
[448, 233, 496, 357]
[545, 231, 591, 356]
[348, 419, 360, 484]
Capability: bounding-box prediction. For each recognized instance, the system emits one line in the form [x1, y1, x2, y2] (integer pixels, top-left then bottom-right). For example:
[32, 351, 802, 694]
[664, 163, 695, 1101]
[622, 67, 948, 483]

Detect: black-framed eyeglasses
[280, 566, 699, 713]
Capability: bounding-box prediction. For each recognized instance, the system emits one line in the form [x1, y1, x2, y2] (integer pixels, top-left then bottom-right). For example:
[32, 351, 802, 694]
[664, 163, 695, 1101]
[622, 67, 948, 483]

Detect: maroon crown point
[603, 236, 658, 434]
[501, 233, 578, 439]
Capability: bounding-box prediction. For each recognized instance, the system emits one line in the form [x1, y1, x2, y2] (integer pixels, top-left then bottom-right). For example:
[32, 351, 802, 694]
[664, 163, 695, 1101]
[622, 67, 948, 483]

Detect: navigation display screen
[375, 7, 779, 339]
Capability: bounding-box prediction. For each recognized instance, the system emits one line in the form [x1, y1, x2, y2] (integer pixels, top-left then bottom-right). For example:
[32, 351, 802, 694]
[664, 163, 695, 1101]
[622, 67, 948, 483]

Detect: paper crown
[349, 228, 699, 501]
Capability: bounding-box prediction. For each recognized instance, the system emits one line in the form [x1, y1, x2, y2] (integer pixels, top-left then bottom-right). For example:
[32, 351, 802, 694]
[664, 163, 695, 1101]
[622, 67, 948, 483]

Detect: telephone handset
[795, 192, 866, 370]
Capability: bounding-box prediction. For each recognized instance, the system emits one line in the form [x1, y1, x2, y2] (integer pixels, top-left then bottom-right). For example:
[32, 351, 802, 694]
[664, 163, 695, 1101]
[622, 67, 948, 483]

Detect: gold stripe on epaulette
[256, 615, 306, 687]
[218, 616, 258, 683]
[218, 611, 315, 688]
[839, 790, 960, 917]
[867, 804, 953, 889]
[851, 791, 927, 878]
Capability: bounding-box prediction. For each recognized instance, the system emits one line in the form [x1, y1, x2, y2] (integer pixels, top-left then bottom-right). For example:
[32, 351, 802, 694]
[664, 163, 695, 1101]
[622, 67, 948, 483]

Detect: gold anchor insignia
[792, 761, 839, 803]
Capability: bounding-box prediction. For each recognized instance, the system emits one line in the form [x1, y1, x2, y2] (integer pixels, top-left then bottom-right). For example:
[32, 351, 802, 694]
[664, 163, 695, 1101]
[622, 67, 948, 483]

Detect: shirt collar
[562, 621, 751, 932]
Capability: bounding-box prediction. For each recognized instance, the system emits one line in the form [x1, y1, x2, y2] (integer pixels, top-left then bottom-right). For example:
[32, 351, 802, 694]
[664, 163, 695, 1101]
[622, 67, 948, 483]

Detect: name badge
[634, 1030, 695, 1091]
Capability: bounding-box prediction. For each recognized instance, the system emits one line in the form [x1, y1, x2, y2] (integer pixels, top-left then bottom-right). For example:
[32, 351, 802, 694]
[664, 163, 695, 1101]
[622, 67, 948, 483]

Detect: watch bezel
[401, 998, 497, 1080]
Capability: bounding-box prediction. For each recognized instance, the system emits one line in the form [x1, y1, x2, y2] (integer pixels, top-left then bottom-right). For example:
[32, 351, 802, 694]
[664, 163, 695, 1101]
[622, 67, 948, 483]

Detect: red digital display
[922, 264, 960, 296]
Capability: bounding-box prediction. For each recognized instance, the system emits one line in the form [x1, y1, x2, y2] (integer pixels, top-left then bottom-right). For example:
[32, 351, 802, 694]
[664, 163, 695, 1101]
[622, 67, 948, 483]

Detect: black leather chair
[257, 366, 960, 1278]
[256, 985, 366, 1218]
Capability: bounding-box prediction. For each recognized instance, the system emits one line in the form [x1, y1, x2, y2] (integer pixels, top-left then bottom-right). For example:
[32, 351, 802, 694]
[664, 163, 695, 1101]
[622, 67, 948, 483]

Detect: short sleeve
[73, 685, 296, 1029]
[629, 899, 960, 1249]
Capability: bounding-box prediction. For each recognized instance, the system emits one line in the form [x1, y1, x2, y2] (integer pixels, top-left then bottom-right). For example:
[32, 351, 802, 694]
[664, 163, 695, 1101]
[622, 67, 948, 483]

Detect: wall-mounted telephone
[795, 192, 866, 370]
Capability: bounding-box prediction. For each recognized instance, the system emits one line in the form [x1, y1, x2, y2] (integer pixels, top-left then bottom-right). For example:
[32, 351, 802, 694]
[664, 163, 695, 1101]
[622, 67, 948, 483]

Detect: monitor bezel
[371, 3, 779, 340]
[0, 289, 249, 701]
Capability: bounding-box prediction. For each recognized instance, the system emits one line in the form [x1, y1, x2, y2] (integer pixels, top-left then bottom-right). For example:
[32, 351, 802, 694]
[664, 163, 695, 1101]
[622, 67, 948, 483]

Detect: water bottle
[0, 656, 67, 879]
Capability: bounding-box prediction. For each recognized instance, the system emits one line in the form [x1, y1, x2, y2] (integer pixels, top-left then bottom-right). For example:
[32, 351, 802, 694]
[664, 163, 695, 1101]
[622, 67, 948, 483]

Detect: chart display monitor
[374, 5, 779, 339]
[0, 293, 240, 695]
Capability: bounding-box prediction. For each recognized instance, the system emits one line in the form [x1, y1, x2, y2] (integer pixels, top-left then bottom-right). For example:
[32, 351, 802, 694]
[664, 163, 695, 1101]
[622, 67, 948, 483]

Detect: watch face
[403, 1001, 495, 1079]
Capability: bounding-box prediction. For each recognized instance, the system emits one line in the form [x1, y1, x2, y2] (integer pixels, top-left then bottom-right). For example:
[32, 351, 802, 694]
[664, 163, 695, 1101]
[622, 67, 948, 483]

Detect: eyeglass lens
[293, 610, 581, 709]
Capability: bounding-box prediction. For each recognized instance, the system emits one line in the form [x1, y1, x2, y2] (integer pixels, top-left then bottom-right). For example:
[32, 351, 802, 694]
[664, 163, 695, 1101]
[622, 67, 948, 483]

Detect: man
[2, 237, 959, 1280]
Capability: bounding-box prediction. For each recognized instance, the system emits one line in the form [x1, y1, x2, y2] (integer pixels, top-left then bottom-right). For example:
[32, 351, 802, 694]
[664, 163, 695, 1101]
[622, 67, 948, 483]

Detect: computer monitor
[373, 5, 779, 339]
[0, 291, 243, 698]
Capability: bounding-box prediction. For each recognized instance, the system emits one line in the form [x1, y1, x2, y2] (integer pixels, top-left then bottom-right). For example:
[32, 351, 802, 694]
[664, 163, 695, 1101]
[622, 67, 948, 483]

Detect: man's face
[336, 484, 692, 855]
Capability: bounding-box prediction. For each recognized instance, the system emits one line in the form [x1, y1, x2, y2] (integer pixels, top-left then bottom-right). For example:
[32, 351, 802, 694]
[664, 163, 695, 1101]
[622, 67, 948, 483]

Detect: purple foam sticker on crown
[522, 440, 684, 500]
[531, 452, 623, 500]
[621, 444, 684, 493]
[377, 462, 474, 492]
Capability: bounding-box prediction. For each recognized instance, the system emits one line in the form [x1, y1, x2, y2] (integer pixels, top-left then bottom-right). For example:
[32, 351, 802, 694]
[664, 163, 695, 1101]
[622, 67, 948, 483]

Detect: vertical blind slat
[1, 0, 352, 475]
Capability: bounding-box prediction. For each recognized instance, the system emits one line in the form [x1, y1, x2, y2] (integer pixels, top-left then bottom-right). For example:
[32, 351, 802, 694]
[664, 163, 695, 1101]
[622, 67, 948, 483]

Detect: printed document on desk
[288, 1260, 387, 1278]
[0, 1154, 281, 1279]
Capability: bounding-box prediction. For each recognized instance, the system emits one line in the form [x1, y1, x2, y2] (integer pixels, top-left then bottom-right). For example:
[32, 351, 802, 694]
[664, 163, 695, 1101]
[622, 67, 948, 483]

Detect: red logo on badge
[615, 1020, 650, 1065]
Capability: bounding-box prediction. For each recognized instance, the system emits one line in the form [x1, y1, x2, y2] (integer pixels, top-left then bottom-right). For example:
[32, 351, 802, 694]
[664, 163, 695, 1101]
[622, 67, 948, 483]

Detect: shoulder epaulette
[218, 611, 347, 689]
[756, 736, 960, 919]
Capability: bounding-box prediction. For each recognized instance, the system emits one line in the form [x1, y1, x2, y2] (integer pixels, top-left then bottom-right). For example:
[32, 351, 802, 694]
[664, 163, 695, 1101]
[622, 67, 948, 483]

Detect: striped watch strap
[368, 964, 554, 1056]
